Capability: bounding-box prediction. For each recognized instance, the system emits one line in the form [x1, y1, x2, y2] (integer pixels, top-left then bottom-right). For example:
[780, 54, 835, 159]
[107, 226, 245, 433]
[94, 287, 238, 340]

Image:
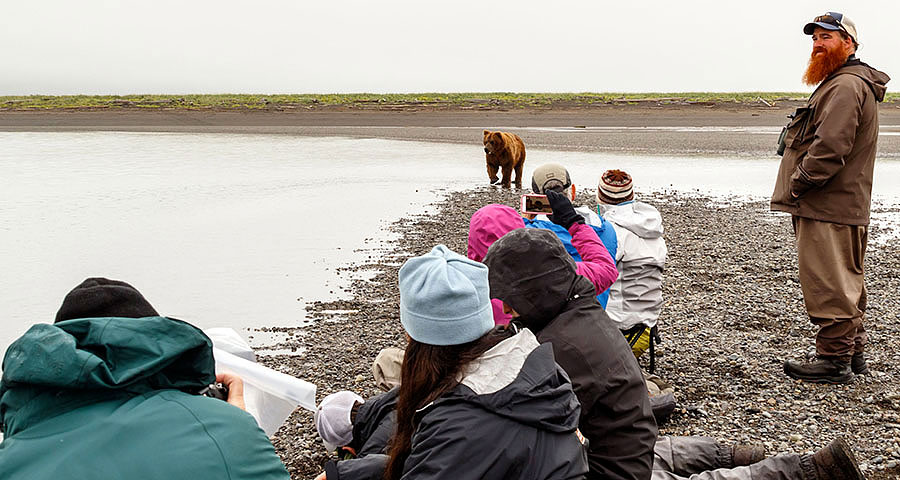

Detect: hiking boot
[649, 391, 676, 426]
[731, 443, 766, 466]
[783, 357, 853, 384]
[644, 371, 676, 425]
[851, 352, 869, 375]
[809, 437, 864, 480]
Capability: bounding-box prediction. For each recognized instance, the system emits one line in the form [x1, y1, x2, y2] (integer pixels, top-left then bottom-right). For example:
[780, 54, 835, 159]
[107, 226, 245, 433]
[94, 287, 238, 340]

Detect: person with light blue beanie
[398, 244, 495, 346]
[318, 244, 588, 480]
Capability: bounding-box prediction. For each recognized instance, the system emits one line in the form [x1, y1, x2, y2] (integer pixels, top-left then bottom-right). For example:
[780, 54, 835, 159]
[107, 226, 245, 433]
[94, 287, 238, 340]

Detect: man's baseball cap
[531, 163, 572, 194]
[803, 12, 858, 45]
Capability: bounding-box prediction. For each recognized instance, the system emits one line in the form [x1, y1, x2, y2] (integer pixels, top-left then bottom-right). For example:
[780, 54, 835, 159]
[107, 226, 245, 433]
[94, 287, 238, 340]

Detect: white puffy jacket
[597, 201, 667, 330]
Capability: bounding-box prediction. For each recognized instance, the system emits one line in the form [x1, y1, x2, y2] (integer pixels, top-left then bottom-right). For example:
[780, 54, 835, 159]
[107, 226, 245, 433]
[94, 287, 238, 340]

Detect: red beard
[802, 44, 850, 86]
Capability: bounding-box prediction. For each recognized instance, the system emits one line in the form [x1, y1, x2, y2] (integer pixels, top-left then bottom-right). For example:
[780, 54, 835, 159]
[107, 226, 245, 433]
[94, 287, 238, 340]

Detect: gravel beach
[261, 186, 900, 479]
[8, 104, 896, 478]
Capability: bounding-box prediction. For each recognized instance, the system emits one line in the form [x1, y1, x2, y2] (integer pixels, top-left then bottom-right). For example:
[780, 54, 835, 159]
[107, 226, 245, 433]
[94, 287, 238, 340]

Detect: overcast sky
[2, 1, 897, 95]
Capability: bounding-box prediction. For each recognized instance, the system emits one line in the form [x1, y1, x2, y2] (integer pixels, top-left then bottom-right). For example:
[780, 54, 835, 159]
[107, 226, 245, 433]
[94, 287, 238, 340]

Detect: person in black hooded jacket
[484, 228, 657, 480]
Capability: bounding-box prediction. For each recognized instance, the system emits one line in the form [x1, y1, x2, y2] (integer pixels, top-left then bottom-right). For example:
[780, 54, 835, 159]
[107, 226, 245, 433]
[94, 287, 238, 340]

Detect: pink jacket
[467, 204, 618, 325]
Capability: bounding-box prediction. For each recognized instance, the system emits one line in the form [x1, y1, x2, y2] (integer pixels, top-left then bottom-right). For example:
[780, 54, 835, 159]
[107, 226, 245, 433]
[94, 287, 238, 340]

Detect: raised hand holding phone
[546, 190, 584, 229]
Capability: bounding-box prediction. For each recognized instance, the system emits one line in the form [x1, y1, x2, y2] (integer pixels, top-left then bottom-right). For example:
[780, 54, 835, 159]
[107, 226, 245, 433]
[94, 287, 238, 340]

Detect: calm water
[2, 131, 900, 355]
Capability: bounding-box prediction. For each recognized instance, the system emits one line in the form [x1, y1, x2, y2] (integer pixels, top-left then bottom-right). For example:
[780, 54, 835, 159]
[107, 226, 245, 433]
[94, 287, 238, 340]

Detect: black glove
[546, 190, 584, 230]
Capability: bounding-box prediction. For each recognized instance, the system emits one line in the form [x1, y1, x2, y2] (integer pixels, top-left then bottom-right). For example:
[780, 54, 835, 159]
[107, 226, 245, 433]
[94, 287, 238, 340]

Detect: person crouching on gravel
[0, 278, 289, 480]
[314, 244, 589, 480]
[594, 169, 668, 361]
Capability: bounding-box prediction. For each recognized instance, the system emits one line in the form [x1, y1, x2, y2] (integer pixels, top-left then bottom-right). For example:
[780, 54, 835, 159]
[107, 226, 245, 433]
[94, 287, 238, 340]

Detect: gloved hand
[547, 190, 584, 229]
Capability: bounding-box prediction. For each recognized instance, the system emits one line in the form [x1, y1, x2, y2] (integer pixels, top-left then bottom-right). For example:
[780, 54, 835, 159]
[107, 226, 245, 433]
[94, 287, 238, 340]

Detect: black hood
[484, 228, 594, 331]
[350, 388, 397, 455]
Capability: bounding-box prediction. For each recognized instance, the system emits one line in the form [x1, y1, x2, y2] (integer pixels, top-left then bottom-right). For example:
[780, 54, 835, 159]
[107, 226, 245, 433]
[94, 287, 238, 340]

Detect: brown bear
[483, 130, 526, 189]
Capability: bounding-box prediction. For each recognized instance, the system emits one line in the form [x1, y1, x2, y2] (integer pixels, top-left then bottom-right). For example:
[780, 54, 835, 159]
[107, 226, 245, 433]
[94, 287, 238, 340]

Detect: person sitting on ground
[316, 387, 864, 480]
[524, 170, 673, 420]
[651, 435, 864, 480]
[595, 169, 668, 360]
[315, 389, 396, 462]
[0, 278, 289, 480]
[467, 196, 618, 325]
[484, 228, 656, 480]
[315, 245, 589, 480]
[526, 162, 620, 307]
[484, 231, 866, 480]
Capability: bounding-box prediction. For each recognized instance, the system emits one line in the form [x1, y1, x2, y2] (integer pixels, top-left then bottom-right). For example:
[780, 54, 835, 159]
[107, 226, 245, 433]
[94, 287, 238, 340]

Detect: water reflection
[1, 132, 899, 354]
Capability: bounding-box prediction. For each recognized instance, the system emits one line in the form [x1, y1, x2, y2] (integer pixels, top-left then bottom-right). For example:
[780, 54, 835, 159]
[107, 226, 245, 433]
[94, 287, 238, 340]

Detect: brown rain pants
[793, 216, 867, 359]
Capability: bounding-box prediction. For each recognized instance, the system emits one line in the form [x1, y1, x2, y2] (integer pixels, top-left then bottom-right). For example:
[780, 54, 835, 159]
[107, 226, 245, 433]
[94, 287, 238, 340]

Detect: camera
[198, 382, 229, 401]
[521, 194, 553, 215]
[776, 126, 788, 156]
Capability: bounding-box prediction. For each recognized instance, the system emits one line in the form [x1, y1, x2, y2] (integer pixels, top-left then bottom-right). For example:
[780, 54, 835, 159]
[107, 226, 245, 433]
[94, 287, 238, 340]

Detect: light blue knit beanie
[398, 245, 494, 346]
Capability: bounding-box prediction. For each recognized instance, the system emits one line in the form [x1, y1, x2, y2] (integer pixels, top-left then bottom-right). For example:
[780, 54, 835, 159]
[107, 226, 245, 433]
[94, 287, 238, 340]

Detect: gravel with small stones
[260, 186, 900, 480]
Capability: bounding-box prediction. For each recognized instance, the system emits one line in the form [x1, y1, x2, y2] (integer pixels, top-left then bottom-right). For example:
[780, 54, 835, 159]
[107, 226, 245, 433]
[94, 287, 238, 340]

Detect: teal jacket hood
[1, 316, 215, 436]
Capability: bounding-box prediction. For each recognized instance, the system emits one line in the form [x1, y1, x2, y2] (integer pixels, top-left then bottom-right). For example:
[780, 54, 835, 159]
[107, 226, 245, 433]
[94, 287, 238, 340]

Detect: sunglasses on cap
[813, 12, 844, 28]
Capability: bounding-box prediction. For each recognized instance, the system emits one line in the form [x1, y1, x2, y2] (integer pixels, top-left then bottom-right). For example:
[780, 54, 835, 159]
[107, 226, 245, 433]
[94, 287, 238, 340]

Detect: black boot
[784, 357, 853, 384]
[809, 437, 864, 480]
[851, 352, 869, 375]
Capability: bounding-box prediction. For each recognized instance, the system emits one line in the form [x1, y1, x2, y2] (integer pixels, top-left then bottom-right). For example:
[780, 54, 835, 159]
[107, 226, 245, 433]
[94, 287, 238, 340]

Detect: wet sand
[3, 104, 900, 156]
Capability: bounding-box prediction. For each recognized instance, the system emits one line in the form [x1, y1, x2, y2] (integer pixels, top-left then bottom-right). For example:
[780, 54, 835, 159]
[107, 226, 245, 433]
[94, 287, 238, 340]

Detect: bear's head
[483, 130, 504, 155]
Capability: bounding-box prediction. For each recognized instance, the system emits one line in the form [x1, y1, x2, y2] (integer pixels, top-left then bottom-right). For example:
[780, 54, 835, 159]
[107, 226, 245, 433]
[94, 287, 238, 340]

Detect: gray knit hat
[398, 245, 494, 346]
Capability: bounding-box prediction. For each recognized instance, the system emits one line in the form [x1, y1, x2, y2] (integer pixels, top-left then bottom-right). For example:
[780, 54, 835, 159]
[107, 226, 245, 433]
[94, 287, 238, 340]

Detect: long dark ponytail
[383, 326, 513, 480]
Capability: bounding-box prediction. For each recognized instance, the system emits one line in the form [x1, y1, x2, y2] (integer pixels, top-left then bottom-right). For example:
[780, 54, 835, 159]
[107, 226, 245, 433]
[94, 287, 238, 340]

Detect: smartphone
[521, 194, 553, 215]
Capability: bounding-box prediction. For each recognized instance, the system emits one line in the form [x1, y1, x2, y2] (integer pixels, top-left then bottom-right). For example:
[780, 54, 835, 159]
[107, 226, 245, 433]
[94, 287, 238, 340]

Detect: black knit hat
[55, 277, 159, 323]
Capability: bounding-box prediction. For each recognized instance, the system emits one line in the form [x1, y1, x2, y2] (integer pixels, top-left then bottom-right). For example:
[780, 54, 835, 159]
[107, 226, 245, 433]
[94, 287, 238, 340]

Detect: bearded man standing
[772, 12, 890, 384]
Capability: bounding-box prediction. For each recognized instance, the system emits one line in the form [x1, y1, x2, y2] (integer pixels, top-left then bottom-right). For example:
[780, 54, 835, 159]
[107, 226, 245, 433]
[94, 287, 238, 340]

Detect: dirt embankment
[2, 101, 900, 129]
[4, 103, 900, 158]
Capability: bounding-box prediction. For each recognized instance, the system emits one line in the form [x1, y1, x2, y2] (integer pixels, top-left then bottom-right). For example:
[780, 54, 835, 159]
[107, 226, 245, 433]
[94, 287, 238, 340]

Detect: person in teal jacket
[0, 278, 290, 480]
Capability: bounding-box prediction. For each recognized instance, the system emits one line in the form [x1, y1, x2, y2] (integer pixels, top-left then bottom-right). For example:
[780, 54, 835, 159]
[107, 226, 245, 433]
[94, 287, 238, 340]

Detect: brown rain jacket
[771, 57, 890, 225]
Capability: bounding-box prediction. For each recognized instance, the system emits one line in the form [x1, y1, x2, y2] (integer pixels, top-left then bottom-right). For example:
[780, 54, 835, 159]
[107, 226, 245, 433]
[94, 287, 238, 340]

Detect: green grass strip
[1, 92, 897, 110]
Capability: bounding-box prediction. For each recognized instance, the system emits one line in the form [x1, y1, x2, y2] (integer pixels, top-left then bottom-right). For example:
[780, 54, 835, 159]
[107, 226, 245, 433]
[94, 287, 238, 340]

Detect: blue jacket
[525, 212, 618, 307]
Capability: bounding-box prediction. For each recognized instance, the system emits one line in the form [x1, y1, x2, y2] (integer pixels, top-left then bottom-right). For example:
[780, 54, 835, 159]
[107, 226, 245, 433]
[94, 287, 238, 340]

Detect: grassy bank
[5, 92, 897, 111]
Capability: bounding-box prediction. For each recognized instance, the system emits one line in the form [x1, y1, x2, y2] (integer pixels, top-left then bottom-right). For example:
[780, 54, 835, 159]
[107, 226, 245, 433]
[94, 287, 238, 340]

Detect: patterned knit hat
[597, 169, 634, 204]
